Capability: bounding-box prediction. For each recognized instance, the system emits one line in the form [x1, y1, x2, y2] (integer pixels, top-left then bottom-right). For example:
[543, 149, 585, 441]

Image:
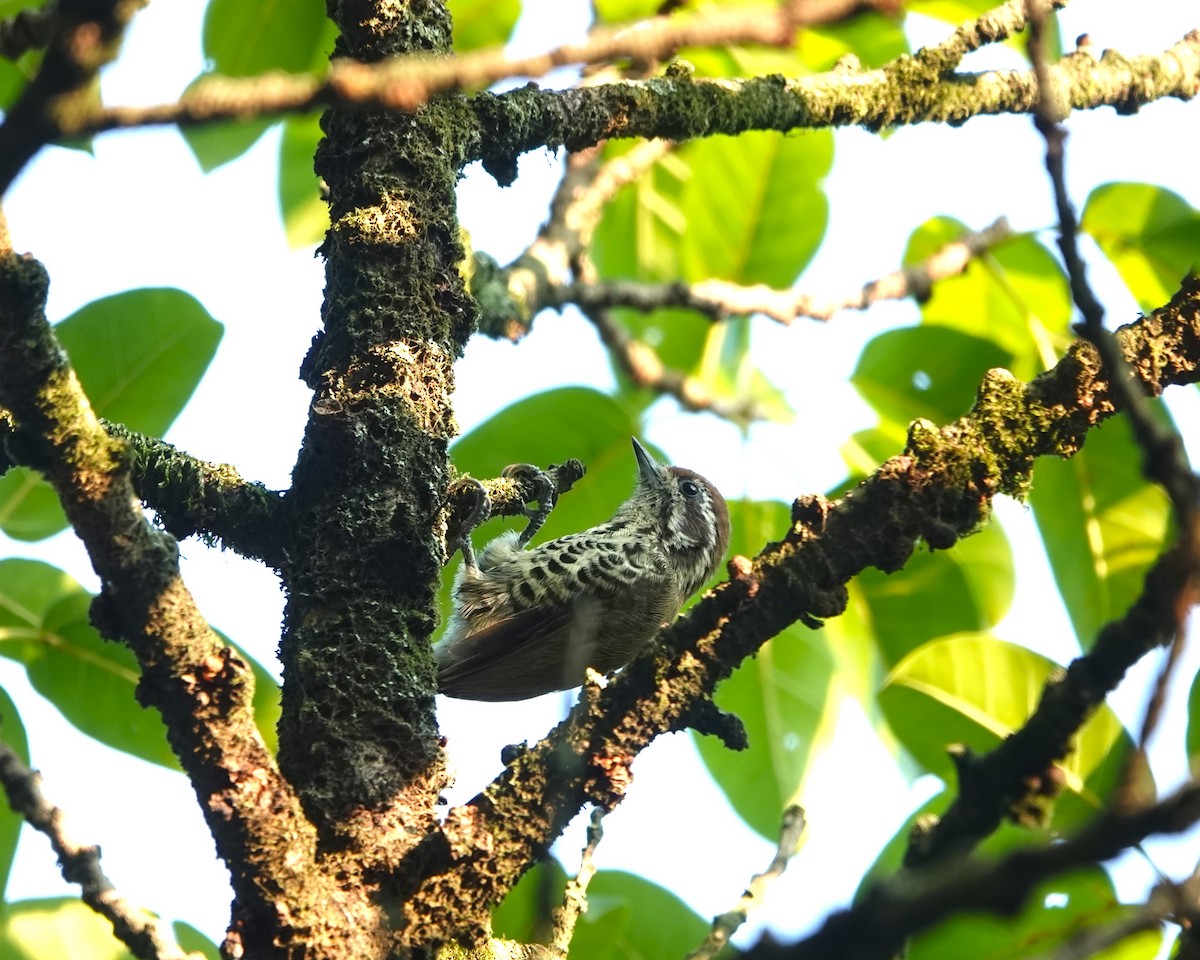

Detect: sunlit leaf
[449, 0, 521, 51]
[879, 634, 1152, 828]
[279, 113, 329, 248]
[182, 0, 333, 170]
[851, 324, 1012, 428]
[173, 921, 222, 960]
[906, 218, 1071, 379]
[0, 897, 134, 960]
[1029, 409, 1172, 650]
[0, 559, 279, 768]
[0, 289, 222, 541]
[801, 10, 908, 71]
[1081, 182, 1200, 313]
[857, 520, 1014, 668]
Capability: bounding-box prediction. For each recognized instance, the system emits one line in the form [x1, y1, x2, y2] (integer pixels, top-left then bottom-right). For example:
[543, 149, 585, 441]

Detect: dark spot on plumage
[528, 565, 547, 581]
[622, 541, 641, 558]
[576, 567, 594, 586]
[516, 580, 537, 605]
[547, 558, 567, 576]
[596, 554, 616, 570]
[559, 552, 577, 564]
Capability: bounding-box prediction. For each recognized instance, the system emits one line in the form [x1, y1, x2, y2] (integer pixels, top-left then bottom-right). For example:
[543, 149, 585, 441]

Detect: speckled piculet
[436, 438, 731, 701]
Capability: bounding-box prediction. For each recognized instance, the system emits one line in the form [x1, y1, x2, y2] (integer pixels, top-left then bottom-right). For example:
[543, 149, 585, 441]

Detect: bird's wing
[436, 598, 586, 702]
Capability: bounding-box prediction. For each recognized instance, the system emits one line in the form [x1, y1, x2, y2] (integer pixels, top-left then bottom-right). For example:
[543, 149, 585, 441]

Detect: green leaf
[1187, 668, 1200, 778]
[173, 921, 222, 960]
[58, 289, 223, 437]
[0, 559, 279, 768]
[0, 288, 223, 541]
[181, 117, 274, 174]
[907, 218, 1072, 379]
[449, 0, 521, 51]
[910, 866, 1161, 960]
[592, 131, 831, 421]
[694, 501, 836, 839]
[1029, 409, 1172, 650]
[494, 866, 719, 959]
[857, 520, 1014, 668]
[0, 685, 28, 899]
[879, 634, 1153, 828]
[570, 872, 715, 960]
[182, 0, 333, 170]
[279, 113, 328, 248]
[1081, 182, 1200, 313]
[851, 324, 1013, 428]
[801, 10, 909, 71]
[492, 860, 565, 944]
[202, 0, 331, 76]
[0, 897, 135, 959]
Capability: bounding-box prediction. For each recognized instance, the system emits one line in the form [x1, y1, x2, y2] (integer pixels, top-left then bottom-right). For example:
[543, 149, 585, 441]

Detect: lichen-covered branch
[0, 740, 199, 960]
[102, 422, 290, 567]
[400, 276, 1200, 939]
[464, 31, 1199, 180]
[0, 252, 331, 958]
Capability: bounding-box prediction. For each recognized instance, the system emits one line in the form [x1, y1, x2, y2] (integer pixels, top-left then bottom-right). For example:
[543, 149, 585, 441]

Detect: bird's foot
[502, 463, 558, 547]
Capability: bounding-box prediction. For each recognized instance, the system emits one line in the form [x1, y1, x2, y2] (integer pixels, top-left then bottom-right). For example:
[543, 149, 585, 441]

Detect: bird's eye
[679, 479, 701, 498]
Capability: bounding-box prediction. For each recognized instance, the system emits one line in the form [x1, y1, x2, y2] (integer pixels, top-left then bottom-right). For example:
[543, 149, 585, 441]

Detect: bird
[436, 437, 731, 701]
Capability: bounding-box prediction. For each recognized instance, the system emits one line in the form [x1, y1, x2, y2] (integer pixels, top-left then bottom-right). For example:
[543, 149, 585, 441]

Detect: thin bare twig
[582, 303, 769, 423]
[688, 805, 807, 960]
[0, 740, 199, 960]
[544, 219, 1013, 324]
[1026, 0, 1200, 769]
[548, 808, 606, 957]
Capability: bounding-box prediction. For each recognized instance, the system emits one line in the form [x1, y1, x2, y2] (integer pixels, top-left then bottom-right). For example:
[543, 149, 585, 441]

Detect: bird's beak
[631, 437, 664, 487]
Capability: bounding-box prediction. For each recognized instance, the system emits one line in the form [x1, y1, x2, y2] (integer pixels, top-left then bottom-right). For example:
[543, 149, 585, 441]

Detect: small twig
[548, 808, 606, 958]
[688, 805, 807, 960]
[0, 740, 199, 960]
[582, 304, 769, 423]
[745, 778, 1200, 960]
[478, 140, 676, 340]
[1026, 0, 1200, 771]
[1040, 878, 1194, 960]
[543, 219, 1012, 324]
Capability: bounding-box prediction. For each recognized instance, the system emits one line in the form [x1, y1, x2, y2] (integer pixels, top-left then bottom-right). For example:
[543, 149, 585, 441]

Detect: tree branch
[102, 422, 291, 567]
[12, 2, 1195, 191]
[0, 1, 59, 61]
[0, 252, 330, 956]
[0, 0, 146, 193]
[533, 218, 1013, 324]
[742, 779, 1200, 960]
[0, 740, 200, 960]
[688, 805, 807, 960]
[401, 276, 1200, 936]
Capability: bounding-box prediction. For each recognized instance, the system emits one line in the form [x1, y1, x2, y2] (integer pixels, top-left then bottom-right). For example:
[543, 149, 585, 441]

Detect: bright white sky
[2, 0, 1200, 951]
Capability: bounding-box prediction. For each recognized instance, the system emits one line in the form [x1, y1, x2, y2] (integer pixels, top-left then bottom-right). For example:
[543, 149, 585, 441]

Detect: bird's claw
[456, 478, 490, 570]
[502, 463, 558, 547]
